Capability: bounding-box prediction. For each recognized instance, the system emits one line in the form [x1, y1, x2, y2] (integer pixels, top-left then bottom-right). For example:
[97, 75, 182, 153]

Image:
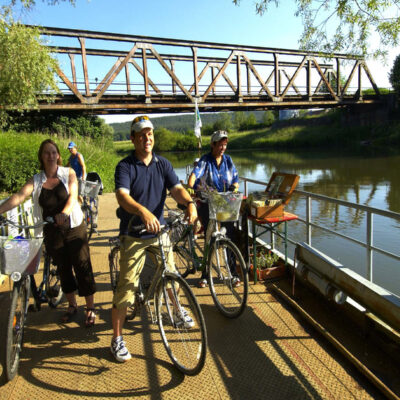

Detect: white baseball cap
[211, 130, 228, 143]
[130, 115, 154, 134]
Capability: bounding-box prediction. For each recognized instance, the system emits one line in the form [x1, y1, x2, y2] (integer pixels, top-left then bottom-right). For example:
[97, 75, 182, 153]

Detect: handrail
[240, 176, 400, 283]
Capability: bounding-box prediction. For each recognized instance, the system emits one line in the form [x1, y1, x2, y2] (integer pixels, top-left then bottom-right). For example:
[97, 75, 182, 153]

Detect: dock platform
[0, 194, 395, 400]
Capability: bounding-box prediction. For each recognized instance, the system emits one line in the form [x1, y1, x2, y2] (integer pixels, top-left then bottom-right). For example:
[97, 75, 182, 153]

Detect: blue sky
[8, 0, 399, 122]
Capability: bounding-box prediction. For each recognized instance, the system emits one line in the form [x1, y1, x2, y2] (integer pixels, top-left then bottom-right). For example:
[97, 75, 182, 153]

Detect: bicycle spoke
[5, 277, 30, 381]
[208, 238, 248, 318]
[156, 274, 207, 375]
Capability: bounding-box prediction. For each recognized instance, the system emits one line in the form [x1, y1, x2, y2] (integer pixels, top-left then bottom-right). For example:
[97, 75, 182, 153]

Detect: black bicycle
[169, 191, 248, 319]
[0, 216, 62, 381]
[108, 216, 207, 375]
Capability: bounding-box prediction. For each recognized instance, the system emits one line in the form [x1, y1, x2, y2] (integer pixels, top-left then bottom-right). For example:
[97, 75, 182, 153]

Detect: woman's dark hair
[38, 139, 63, 170]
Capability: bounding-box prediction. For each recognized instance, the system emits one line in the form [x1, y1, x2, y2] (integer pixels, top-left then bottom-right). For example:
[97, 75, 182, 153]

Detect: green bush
[153, 127, 198, 151]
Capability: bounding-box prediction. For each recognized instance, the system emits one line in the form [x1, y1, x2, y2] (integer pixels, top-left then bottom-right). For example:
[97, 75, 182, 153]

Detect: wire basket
[166, 210, 186, 245]
[206, 192, 243, 222]
[0, 236, 43, 276]
[79, 179, 101, 197]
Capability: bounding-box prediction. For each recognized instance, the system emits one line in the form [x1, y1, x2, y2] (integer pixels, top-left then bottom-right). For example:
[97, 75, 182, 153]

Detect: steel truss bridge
[33, 25, 382, 115]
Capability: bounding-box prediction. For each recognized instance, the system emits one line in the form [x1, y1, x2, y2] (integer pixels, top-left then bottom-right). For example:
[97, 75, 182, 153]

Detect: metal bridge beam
[25, 25, 382, 114]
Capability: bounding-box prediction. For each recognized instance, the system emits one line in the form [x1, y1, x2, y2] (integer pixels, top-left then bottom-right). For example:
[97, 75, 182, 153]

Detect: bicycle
[79, 175, 102, 241]
[170, 191, 248, 319]
[0, 216, 62, 381]
[108, 216, 207, 376]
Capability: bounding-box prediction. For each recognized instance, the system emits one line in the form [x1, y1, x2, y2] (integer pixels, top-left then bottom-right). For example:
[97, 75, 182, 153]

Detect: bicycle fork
[212, 236, 234, 284]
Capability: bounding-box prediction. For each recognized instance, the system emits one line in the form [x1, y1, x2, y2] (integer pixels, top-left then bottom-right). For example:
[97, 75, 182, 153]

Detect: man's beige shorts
[112, 233, 176, 309]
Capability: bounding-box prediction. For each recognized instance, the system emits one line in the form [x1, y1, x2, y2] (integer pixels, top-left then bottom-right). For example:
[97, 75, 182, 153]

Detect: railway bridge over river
[31, 25, 382, 115]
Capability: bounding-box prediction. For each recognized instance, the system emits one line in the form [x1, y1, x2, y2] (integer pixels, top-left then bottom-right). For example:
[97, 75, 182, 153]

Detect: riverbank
[2, 109, 400, 196]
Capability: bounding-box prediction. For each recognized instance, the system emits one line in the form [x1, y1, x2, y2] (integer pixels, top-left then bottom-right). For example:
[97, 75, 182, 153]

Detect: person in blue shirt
[67, 142, 86, 180]
[110, 115, 198, 363]
[188, 130, 239, 193]
[188, 130, 240, 288]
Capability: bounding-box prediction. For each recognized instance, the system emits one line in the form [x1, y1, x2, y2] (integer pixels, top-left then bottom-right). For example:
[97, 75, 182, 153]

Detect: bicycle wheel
[44, 254, 63, 308]
[156, 272, 207, 375]
[208, 238, 248, 318]
[173, 243, 194, 278]
[109, 245, 120, 293]
[4, 276, 30, 381]
[83, 203, 94, 241]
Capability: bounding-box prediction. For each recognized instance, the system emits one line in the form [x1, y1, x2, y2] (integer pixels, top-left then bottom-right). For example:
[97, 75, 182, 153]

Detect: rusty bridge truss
[34, 25, 381, 114]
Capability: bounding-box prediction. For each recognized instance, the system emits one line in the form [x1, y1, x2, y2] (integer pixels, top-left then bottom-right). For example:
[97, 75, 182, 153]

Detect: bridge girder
[29, 26, 381, 114]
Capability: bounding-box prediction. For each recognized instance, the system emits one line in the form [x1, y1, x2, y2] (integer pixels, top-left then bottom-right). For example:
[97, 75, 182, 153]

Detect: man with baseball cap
[188, 130, 240, 288]
[66, 141, 86, 180]
[110, 115, 198, 362]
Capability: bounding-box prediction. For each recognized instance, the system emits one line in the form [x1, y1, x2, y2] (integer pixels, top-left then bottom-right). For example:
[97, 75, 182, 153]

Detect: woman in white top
[0, 139, 96, 327]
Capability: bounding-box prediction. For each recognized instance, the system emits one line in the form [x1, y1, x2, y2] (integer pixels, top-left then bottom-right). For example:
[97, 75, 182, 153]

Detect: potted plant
[249, 248, 286, 281]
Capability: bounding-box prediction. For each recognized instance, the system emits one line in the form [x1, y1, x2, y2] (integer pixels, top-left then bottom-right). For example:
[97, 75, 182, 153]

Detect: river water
[165, 148, 400, 297]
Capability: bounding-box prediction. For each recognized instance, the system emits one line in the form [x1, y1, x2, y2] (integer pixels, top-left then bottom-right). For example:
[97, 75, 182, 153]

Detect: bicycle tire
[109, 245, 120, 293]
[83, 203, 94, 241]
[156, 272, 207, 375]
[4, 276, 30, 381]
[44, 254, 63, 308]
[208, 238, 248, 318]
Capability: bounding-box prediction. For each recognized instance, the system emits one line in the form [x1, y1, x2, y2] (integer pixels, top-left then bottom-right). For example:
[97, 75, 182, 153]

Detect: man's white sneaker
[173, 307, 195, 329]
[110, 336, 132, 362]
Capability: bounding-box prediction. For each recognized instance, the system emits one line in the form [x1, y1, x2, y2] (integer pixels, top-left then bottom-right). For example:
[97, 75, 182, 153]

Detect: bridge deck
[0, 194, 385, 399]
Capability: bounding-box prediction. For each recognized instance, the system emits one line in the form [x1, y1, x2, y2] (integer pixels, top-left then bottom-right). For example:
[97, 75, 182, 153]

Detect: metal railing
[240, 176, 400, 283]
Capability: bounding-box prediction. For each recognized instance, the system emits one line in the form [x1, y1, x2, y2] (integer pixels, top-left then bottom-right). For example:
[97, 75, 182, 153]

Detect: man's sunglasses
[132, 115, 150, 124]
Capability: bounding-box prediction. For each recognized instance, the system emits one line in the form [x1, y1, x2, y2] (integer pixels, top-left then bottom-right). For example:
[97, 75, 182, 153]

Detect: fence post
[366, 211, 373, 281]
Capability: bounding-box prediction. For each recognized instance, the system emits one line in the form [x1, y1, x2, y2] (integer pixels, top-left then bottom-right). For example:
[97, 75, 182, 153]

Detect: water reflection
[166, 149, 400, 296]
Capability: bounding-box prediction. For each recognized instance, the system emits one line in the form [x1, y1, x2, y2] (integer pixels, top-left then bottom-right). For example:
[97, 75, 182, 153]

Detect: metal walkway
[0, 194, 387, 399]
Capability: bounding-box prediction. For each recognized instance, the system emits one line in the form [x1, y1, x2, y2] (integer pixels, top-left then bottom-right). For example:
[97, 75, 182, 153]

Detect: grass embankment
[0, 132, 118, 196]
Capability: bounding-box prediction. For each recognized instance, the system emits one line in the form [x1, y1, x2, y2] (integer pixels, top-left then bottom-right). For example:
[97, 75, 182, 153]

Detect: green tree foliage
[153, 127, 198, 152]
[233, 111, 246, 130]
[212, 113, 233, 132]
[0, 23, 59, 125]
[0, 0, 75, 126]
[4, 112, 114, 144]
[233, 0, 400, 58]
[262, 110, 275, 126]
[389, 54, 400, 99]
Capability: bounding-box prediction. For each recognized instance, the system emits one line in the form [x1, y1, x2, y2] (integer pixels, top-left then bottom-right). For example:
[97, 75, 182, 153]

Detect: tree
[213, 113, 233, 132]
[262, 110, 275, 126]
[0, 1, 75, 127]
[389, 54, 400, 99]
[233, 0, 400, 58]
[233, 111, 247, 130]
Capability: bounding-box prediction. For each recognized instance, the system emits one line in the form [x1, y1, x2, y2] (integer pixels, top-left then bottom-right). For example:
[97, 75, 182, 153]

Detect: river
[164, 148, 400, 297]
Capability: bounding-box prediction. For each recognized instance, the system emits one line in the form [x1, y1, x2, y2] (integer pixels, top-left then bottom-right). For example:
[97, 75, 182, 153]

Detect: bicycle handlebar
[0, 216, 54, 230]
[128, 213, 184, 236]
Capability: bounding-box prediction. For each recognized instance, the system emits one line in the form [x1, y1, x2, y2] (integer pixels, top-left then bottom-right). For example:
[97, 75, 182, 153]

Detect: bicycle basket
[78, 179, 101, 197]
[206, 192, 243, 222]
[166, 210, 185, 244]
[0, 236, 43, 276]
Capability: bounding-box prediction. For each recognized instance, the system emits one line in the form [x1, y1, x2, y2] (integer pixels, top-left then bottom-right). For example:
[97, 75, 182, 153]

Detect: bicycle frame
[175, 219, 228, 275]
[134, 231, 179, 323]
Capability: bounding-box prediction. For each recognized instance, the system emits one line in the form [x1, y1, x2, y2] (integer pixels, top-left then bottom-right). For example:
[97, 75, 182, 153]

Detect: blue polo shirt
[115, 152, 180, 238]
[192, 152, 239, 192]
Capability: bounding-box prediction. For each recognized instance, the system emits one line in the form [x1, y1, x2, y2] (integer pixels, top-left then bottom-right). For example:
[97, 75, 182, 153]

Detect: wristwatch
[186, 200, 195, 207]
